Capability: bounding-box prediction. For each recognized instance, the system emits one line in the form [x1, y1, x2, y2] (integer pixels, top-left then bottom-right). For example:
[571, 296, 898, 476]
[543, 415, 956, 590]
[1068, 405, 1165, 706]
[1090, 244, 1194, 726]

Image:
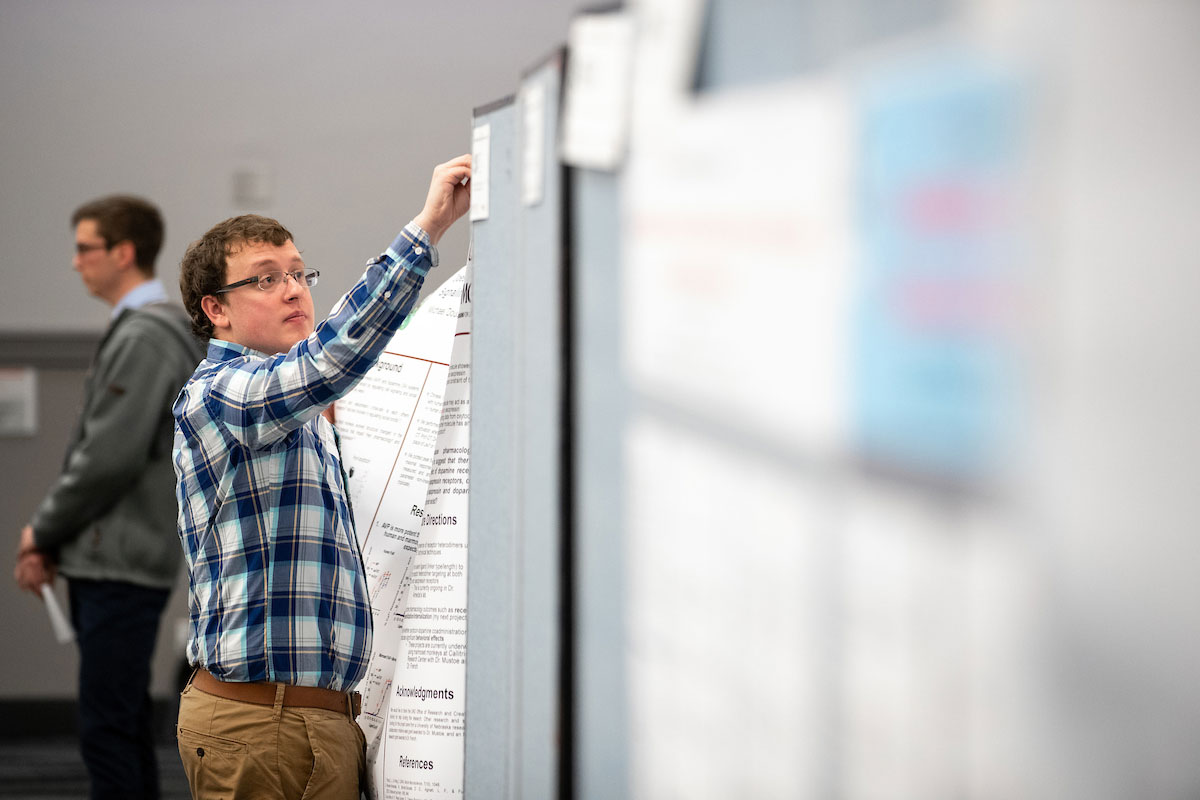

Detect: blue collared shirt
[112, 278, 168, 318]
[173, 223, 436, 690]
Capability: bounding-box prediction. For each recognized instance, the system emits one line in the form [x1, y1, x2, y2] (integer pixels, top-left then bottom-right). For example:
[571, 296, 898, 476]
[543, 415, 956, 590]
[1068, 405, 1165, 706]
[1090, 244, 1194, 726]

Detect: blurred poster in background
[604, 0, 1200, 797]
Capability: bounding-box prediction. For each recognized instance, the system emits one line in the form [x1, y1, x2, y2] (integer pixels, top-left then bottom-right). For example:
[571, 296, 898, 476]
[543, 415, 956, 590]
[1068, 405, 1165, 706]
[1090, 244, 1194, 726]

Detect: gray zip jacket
[30, 303, 204, 589]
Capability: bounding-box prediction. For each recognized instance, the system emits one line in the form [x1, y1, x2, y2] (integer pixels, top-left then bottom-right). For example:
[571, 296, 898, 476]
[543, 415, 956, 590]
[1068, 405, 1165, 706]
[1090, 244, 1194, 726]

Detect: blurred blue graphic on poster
[854, 55, 1028, 486]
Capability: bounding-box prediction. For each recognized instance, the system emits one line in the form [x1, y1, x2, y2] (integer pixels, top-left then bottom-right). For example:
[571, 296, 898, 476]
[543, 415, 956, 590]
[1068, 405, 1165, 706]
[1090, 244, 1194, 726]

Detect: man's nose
[281, 272, 304, 297]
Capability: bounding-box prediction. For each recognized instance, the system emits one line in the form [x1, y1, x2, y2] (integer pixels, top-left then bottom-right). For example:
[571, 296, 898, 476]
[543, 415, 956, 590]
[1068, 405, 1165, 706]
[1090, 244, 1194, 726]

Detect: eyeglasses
[215, 268, 320, 294]
[75, 241, 111, 255]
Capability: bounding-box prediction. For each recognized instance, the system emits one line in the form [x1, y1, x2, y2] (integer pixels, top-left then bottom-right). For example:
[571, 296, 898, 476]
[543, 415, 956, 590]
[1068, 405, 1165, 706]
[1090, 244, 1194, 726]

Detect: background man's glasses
[215, 269, 320, 294]
[75, 242, 111, 255]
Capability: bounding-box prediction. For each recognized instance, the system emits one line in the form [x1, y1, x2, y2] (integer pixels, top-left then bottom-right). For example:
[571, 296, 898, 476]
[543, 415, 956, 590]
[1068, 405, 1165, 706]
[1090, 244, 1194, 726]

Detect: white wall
[0, 0, 582, 332]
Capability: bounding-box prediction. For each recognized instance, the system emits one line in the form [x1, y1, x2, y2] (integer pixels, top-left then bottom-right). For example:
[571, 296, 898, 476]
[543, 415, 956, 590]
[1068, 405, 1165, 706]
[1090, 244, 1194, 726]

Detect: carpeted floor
[0, 738, 190, 799]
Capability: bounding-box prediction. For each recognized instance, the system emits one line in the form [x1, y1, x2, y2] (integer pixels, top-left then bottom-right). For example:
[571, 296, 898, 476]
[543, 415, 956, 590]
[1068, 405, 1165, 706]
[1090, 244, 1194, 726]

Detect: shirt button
[414, 246, 424, 255]
[383, 291, 392, 300]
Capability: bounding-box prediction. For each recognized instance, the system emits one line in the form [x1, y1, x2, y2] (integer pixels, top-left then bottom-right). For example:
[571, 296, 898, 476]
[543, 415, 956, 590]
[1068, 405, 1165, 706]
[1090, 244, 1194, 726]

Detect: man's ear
[200, 295, 231, 332]
[110, 239, 138, 272]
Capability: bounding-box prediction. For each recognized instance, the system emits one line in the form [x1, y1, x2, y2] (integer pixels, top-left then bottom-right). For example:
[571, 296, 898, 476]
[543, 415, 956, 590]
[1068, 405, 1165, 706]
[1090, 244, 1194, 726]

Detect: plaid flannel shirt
[173, 223, 436, 690]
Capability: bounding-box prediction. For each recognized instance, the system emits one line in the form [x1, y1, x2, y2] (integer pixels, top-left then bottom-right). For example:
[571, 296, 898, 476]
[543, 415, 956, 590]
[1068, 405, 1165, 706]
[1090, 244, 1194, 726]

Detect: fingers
[14, 551, 52, 595]
[14, 559, 36, 594]
[414, 155, 473, 245]
[435, 155, 472, 187]
[439, 153, 472, 170]
[446, 166, 472, 186]
[15, 557, 35, 593]
[436, 154, 471, 175]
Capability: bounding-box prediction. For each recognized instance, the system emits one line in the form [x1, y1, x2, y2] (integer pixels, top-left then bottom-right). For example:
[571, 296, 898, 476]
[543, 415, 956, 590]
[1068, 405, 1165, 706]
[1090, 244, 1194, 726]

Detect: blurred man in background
[14, 195, 204, 800]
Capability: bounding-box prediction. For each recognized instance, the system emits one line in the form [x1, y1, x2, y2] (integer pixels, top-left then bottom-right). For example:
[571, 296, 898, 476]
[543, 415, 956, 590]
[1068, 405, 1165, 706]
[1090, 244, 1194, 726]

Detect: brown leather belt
[192, 669, 361, 719]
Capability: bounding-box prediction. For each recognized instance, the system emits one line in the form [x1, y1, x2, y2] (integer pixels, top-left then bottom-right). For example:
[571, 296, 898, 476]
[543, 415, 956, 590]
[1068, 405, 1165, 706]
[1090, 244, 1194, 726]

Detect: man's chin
[282, 330, 314, 353]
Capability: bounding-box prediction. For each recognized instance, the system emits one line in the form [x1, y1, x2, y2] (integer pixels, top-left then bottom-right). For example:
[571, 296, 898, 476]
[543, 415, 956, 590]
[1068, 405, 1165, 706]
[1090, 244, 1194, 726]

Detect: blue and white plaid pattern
[173, 224, 436, 690]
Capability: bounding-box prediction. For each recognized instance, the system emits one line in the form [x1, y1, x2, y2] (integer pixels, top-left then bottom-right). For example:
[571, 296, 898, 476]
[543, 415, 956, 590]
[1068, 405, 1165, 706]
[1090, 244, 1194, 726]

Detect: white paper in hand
[41, 584, 75, 644]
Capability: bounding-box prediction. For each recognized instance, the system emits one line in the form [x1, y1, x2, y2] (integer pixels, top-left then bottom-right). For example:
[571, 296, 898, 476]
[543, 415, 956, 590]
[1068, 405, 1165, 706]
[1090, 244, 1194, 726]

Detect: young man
[172, 155, 470, 799]
[15, 195, 204, 800]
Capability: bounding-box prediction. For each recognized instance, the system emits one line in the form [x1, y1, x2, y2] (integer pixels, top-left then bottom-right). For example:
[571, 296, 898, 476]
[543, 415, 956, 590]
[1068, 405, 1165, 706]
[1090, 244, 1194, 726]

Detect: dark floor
[0, 738, 190, 799]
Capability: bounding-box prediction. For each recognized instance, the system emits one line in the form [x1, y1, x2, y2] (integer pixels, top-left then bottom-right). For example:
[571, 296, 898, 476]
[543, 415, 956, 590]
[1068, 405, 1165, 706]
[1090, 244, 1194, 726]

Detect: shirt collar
[206, 338, 272, 362]
[111, 279, 168, 319]
[206, 338, 288, 362]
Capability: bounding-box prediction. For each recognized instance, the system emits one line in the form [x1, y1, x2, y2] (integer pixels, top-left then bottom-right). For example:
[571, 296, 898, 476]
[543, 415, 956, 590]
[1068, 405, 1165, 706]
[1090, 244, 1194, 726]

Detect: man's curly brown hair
[179, 215, 294, 339]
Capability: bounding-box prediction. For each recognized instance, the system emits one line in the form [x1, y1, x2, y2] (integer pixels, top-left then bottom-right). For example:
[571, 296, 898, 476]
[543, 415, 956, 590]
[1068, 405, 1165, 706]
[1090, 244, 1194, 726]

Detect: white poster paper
[521, 82, 547, 207]
[373, 266, 472, 798]
[469, 124, 491, 222]
[560, 11, 635, 170]
[622, 79, 853, 454]
[336, 264, 472, 799]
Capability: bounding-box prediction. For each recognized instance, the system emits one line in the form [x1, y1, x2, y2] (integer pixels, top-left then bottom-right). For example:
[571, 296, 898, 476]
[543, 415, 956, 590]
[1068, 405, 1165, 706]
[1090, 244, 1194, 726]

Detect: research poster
[336, 263, 473, 799]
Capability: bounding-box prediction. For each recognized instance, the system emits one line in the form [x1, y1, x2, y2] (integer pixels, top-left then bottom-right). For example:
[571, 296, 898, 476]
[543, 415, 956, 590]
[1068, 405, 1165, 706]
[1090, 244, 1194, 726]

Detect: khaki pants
[177, 680, 366, 800]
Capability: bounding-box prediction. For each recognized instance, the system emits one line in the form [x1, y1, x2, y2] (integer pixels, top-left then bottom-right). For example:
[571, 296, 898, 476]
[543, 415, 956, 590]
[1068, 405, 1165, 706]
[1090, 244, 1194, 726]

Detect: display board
[334, 3, 1200, 798]
[464, 48, 569, 800]
[570, 0, 1033, 798]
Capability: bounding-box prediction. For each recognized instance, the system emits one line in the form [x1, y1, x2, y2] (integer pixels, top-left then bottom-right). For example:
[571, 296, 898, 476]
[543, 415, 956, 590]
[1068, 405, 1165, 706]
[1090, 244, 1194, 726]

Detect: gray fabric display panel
[465, 94, 520, 798]
[465, 49, 568, 799]
[463, 92, 516, 796]
[570, 167, 627, 800]
[511, 52, 568, 800]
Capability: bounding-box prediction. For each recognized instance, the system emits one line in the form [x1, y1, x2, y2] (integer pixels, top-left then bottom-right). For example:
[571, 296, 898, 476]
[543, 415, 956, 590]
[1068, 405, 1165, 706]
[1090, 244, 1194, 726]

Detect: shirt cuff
[394, 221, 439, 273]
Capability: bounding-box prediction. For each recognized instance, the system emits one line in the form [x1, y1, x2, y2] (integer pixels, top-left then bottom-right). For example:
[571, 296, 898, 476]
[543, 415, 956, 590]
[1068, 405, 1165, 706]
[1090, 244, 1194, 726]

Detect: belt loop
[184, 667, 199, 691]
[272, 683, 286, 721]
